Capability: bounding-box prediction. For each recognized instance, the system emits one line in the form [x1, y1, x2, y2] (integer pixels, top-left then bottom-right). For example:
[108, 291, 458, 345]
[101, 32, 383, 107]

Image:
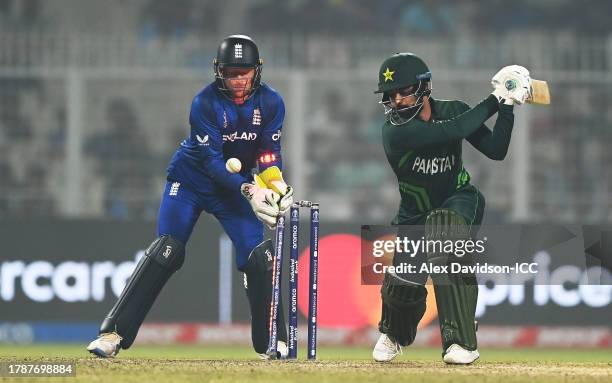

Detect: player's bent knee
[239, 239, 273, 274]
[147, 235, 186, 272]
[425, 208, 469, 238]
[425, 209, 471, 265]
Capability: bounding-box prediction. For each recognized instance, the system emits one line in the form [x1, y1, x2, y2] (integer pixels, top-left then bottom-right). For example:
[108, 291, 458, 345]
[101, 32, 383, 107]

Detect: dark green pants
[381, 184, 484, 352]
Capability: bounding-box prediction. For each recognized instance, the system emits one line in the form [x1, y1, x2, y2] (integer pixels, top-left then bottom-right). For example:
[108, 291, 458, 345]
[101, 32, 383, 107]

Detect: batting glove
[491, 65, 531, 105]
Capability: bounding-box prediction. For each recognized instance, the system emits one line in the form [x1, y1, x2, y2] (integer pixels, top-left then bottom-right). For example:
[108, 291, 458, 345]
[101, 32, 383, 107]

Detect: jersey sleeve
[386, 95, 499, 151]
[189, 95, 249, 191]
[466, 102, 514, 160]
[257, 92, 285, 171]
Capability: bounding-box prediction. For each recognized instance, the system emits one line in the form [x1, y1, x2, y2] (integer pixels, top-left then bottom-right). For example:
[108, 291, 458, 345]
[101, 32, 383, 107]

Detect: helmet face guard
[214, 62, 263, 101]
[380, 78, 432, 125]
[214, 35, 263, 102]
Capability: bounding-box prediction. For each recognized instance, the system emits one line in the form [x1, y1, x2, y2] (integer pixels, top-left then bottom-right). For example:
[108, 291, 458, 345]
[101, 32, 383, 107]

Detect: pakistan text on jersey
[412, 155, 456, 175]
[223, 132, 258, 142]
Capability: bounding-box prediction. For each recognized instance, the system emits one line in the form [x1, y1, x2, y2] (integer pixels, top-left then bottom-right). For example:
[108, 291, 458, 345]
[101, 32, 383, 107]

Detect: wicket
[266, 214, 285, 359]
[267, 200, 320, 360]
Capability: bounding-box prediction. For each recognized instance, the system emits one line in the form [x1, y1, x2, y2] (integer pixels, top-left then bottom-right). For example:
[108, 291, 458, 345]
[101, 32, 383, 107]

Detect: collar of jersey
[428, 96, 438, 120]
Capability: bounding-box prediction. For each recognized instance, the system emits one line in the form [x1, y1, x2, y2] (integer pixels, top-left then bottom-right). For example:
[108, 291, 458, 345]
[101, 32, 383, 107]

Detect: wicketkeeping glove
[277, 185, 293, 215]
[241, 183, 280, 229]
[255, 166, 294, 215]
[491, 65, 531, 105]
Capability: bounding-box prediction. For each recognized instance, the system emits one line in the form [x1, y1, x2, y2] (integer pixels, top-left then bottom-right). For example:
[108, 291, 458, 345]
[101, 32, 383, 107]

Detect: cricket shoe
[86, 332, 122, 358]
[372, 334, 402, 362]
[258, 341, 288, 360]
[443, 344, 480, 365]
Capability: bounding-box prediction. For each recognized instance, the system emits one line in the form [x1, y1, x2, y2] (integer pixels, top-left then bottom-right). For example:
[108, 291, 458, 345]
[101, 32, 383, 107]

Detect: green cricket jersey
[382, 95, 514, 221]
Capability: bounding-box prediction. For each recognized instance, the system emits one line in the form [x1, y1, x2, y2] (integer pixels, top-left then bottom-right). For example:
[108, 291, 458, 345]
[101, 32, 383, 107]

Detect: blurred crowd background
[1, 0, 612, 223]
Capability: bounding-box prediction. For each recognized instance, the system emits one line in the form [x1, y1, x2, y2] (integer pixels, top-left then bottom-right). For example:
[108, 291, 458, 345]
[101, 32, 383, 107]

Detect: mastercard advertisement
[295, 228, 611, 328]
[1, 221, 609, 328]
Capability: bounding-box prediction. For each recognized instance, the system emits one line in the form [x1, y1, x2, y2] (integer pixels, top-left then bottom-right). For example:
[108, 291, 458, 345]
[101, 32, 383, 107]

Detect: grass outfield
[0, 345, 610, 383]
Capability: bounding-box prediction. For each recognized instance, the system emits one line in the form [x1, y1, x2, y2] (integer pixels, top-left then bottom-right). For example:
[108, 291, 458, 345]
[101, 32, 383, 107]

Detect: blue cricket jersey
[167, 82, 284, 194]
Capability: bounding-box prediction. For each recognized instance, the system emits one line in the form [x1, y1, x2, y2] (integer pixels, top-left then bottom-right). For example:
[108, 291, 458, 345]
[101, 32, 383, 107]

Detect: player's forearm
[469, 104, 514, 160]
[204, 158, 249, 191]
[390, 95, 499, 150]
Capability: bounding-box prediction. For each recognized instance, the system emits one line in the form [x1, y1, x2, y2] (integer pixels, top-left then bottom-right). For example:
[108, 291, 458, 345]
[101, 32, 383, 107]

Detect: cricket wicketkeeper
[87, 35, 293, 359]
[372, 53, 530, 363]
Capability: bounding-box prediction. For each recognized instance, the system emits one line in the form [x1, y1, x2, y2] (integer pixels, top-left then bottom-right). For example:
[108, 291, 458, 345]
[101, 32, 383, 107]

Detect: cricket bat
[526, 79, 551, 105]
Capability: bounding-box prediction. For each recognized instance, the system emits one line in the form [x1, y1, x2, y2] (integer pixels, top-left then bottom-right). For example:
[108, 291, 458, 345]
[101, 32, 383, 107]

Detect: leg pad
[243, 240, 288, 353]
[425, 209, 478, 352]
[378, 273, 427, 346]
[100, 235, 185, 349]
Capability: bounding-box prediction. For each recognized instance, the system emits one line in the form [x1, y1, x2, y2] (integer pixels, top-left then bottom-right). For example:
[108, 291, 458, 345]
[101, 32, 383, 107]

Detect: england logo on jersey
[252, 108, 261, 125]
[234, 44, 243, 59]
[169, 182, 180, 196]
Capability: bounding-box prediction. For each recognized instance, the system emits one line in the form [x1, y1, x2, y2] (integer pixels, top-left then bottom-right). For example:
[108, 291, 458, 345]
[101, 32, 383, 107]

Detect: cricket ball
[225, 158, 242, 174]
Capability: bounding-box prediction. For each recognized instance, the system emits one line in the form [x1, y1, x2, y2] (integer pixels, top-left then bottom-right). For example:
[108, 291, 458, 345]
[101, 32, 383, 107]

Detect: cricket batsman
[372, 53, 530, 363]
[87, 35, 294, 359]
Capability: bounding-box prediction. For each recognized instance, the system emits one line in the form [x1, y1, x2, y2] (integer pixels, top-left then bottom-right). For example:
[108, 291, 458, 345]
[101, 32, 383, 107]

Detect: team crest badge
[234, 43, 243, 59]
[383, 68, 395, 82]
[252, 108, 261, 125]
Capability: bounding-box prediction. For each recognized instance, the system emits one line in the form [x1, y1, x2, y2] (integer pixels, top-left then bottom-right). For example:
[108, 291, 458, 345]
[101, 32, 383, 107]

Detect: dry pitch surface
[0, 345, 610, 383]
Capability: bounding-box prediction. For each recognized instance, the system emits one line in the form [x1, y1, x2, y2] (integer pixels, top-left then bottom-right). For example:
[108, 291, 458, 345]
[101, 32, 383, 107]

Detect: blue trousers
[157, 181, 263, 270]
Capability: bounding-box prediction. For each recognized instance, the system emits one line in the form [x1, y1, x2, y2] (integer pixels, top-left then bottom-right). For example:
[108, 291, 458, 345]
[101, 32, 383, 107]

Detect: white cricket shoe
[86, 332, 122, 358]
[372, 334, 402, 362]
[258, 341, 288, 360]
[443, 344, 480, 364]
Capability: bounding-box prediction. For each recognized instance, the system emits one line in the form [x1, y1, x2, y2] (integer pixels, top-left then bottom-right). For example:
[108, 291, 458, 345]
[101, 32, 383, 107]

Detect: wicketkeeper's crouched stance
[87, 35, 294, 359]
[372, 53, 530, 364]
